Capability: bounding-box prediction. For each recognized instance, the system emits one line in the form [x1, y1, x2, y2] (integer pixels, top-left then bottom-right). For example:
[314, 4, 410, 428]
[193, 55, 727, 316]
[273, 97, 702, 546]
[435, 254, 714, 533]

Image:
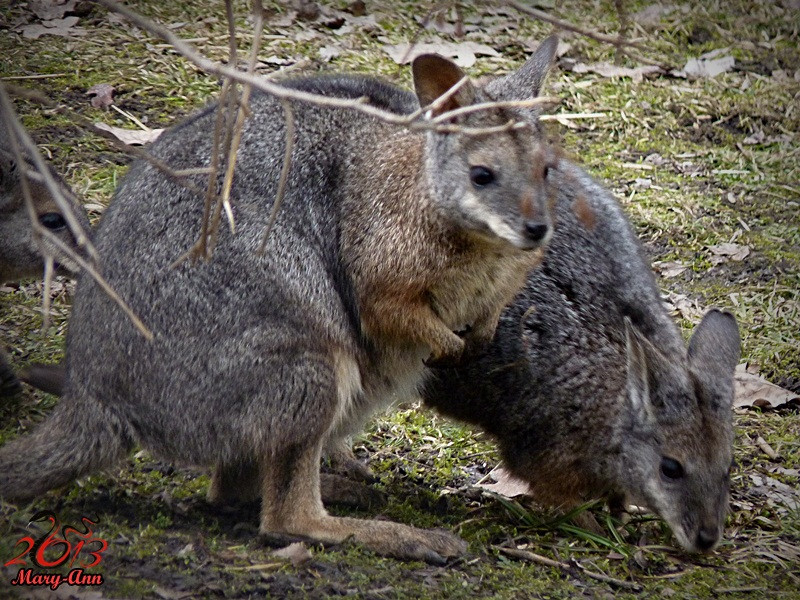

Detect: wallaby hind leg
[208, 457, 261, 505]
[258, 436, 466, 564]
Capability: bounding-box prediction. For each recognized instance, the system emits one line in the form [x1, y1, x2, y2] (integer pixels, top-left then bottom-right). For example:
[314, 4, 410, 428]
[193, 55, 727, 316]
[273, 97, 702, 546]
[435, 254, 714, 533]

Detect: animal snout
[523, 220, 549, 243]
[695, 527, 719, 553]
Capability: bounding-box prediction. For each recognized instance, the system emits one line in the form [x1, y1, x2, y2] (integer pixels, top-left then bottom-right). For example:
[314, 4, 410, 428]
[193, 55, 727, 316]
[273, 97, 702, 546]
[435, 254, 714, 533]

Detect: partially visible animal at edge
[0, 145, 88, 398]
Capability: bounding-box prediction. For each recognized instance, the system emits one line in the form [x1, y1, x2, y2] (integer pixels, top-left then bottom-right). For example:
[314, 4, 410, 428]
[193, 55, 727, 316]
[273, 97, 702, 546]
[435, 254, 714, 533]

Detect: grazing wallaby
[422, 160, 741, 554]
[0, 38, 560, 563]
[0, 149, 88, 397]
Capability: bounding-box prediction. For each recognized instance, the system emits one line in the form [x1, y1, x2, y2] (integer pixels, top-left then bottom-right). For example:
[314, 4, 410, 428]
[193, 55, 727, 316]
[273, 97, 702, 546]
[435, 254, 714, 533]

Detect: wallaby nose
[523, 221, 549, 243]
[695, 528, 718, 552]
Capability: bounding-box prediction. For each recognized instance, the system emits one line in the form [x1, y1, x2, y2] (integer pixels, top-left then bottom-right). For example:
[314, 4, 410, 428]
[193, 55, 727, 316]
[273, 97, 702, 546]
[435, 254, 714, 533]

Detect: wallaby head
[411, 35, 559, 251]
[0, 150, 84, 283]
[621, 310, 741, 553]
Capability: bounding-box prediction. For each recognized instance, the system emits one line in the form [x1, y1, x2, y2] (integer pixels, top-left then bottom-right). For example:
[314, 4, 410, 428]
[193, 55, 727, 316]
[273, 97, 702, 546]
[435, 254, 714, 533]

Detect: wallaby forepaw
[320, 473, 386, 510]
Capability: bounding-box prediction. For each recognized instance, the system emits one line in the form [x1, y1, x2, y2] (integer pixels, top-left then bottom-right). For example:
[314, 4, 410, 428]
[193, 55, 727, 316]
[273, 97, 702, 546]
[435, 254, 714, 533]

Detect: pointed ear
[412, 54, 476, 115]
[625, 317, 655, 425]
[688, 310, 741, 374]
[688, 309, 741, 411]
[485, 34, 559, 101]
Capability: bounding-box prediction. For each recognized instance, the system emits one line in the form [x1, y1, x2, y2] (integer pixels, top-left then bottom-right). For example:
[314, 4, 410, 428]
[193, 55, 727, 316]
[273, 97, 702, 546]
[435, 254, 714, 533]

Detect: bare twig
[4, 83, 206, 196]
[92, 0, 541, 136]
[258, 97, 295, 255]
[495, 546, 642, 591]
[502, 0, 642, 49]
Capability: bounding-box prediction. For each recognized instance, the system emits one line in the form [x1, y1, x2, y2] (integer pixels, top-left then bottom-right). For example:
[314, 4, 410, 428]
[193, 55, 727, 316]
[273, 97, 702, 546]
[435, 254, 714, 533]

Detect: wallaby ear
[688, 310, 741, 374]
[688, 309, 741, 410]
[625, 317, 655, 425]
[485, 34, 559, 101]
[412, 54, 476, 115]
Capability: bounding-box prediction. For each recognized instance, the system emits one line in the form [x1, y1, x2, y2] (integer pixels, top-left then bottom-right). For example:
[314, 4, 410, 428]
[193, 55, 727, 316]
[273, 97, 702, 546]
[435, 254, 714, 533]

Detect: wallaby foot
[324, 439, 375, 482]
[207, 458, 261, 505]
[0, 349, 22, 398]
[18, 362, 65, 396]
[259, 441, 466, 564]
[320, 473, 385, 509]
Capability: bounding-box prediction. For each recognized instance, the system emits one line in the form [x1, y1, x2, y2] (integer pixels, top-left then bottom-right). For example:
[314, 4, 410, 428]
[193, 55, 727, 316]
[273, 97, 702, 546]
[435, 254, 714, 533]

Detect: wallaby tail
[0, 396, 131, 503]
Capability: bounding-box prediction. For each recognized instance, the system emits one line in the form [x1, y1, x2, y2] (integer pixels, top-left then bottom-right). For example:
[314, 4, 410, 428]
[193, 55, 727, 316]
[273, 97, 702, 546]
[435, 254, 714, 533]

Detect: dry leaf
[748, 474, 800, 511]
[319, 45, 342, 62]
[94, 122, 164, 146]
[654, 261, 688, 278]
[734, 363, 800, 409]
[662, 292, 703, 321]
[679, 55, 735, 78]
[272, 542, 312, 567]
[29, 0, 77, 20]
[87, 83, 115, 108]
[571, 62, 663, 83]
[382, 41, 499, 68]
[476, 466, 532, 498]
[20, 16, 87, 39]
[709, 242, 750, 265]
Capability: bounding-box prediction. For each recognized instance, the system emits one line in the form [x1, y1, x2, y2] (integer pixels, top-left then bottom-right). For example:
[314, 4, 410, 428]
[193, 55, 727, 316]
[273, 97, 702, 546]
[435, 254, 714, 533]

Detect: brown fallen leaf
[20, 15, 87, 39]
[709, 242, 750, 265]
[382, 41, 499, 68]
[653, 261, 688, 279]
[571, 61, 663, 83]
[632, 3, 677, 27]
[662, 292, 703, 321]
[94, 122, 164, 146]
[476, 465, 532, 498]
[87, 83, 115, 108]
[734, 363, 800, 409]
[272, 541, 312, 567]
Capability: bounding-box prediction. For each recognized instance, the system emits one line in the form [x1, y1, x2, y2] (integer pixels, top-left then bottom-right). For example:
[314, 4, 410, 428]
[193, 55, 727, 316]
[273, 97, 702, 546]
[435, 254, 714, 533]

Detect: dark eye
[660, 457, 684, 481]
[469, 166, 495, 187]
[543, 165, 550, 179]
[39, 212, 67, 231]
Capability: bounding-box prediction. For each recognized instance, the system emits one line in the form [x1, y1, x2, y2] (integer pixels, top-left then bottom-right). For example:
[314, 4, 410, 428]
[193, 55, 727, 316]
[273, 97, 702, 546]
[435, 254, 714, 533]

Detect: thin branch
[496, 546, 642, 591]
[92, 0, 543, 135]
[4, 83, 206, 197]
[258, 97, 295, 255]
[503, 0, 642, 49]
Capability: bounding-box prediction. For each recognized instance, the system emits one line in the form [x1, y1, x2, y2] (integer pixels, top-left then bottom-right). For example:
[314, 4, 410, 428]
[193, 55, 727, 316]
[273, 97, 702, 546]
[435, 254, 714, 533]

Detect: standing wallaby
[0, 38, 560, 563]
[0, 148, 88, 397]
[422, 160, 741, 554]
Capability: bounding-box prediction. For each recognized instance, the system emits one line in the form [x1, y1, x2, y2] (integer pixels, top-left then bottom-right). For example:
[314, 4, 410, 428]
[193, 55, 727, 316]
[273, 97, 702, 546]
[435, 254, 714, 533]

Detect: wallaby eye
[660, 457, 684, 481]
[469, 166, 495, 188]
[39, 212, 67, 231]
[543, 165, 550, 179]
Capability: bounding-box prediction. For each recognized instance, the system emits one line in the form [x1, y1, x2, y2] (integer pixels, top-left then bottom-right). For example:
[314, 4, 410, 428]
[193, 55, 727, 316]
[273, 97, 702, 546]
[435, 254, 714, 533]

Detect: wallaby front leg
[0, 348, 22, 398]
[462, 305, 503, 359]
[258, 440, 466, 563]
[363, 295, 464, 366]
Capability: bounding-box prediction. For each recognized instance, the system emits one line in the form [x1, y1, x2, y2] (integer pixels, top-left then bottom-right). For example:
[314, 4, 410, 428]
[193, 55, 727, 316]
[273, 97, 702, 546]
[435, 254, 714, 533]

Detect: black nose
[696, 528, 718, 552]
[523, 221, 549, 242]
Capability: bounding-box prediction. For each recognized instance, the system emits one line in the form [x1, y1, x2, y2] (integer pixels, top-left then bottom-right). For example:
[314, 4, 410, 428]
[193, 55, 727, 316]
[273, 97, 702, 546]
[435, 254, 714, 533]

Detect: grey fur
[423, 161, 741, 554]
[0, 47, 559, 563]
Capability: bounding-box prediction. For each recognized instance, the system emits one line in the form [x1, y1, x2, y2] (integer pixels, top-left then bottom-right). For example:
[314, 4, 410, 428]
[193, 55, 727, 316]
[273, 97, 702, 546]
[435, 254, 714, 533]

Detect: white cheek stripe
[462, 193, 525, 245]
